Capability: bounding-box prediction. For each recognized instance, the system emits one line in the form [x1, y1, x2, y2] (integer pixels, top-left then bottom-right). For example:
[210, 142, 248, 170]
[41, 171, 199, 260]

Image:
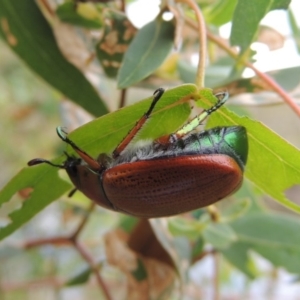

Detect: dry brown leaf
[257, 25, 285, 50]
[104, 228, 176, 300]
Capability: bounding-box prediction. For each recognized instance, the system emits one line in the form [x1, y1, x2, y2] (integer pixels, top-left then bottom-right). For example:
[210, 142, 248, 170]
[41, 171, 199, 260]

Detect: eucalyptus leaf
[0, 167, 71, 241]
[207, 105, 300, 214]
[232, 213, 300, 249]
[204, 0, 237, 26]
[0, 0, 107, 116]
[222, 242, 258, 278]
[203, 223, 237, 249]
[228, 213, 300, 275]
[117, 18, 175, 88]
[288, 9, 300, 53]
[97, 10, 136, 77]
[230, 0, 291, 52]
[66, 266, 93, 286]
[168, 217, 206, 240]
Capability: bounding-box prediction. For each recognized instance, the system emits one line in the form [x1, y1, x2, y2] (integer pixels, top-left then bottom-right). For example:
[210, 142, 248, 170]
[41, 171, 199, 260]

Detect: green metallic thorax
[113, 126, 248, 172]
[182, 126, 248, 170]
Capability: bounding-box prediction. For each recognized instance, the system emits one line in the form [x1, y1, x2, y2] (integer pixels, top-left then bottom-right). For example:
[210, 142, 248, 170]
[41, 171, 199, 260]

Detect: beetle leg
[68, 188, 77, 197]
[112, 88, 165, 158]
[174, 91, 229, 137]
[56, 127, 102, 171]
[156, 91, 229, 144]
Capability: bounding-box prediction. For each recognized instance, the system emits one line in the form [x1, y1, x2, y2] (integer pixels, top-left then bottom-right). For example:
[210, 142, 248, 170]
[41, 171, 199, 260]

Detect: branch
[71, 202, 95, 240]
[186, 18, 300, 117]
[73, 240, 113, 300]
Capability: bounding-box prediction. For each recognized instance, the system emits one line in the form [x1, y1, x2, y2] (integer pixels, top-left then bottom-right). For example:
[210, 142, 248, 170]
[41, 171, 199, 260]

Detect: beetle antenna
[56, 127, 102, 170]
[112, 88, 165, 158]
[28, 158, 64, 168]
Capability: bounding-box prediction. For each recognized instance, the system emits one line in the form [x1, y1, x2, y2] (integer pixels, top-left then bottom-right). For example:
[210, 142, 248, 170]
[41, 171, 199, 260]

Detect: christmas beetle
[28, 88, 248, 218]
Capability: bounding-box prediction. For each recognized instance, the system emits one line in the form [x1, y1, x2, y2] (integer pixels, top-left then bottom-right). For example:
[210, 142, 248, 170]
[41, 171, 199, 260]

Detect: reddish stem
[24, 237, 71, 248]
[207, 29, 300, 117]
[73, 240, 113, 300]
[72, 203, 95, 240]
[186, 18, 300, 118]
[22, 203, 112, 300]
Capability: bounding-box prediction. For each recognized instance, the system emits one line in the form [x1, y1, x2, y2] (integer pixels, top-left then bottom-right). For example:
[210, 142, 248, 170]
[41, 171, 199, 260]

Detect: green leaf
[119, 215, 139, 233]
[230, 213, 300, 275]
[191, 237, 205, 260]
[220, 198, 251, 222]
[168, 217, 206, 240]
[117, 18, 175, 88]
[0, 167, 71, 241]
[96, 10, 136, 78]
[270, 0, 292, 10]
[271, 66, 300, 91]
[288, 9, 300, 54]
[0, 0, 107, 116]
[203, 223, 237, 249]
[207, 105, 300, 214]
[232, 213, 300, 250]
[230, 0, 291, 52]
[221, 242, 258, 278]
[65, 266, 93, 286]
[204, 0, 237, 26]
[255, 246, 300, 274]
[0, 84, 197, 240]
[56, 2, 103, 28]
[131, 258, 148, 281]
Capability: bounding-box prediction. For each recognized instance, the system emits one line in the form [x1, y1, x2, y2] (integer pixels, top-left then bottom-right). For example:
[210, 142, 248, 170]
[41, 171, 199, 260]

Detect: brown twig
[73, 240, 113, 300]
[22, 203, 112, 300]
[71, 203, 110, 299]
[212, 252, 220, 300]
[23, 237, 71, 249]
[37, 0, 55, 17]
[0, 277, 64, 291]
[119, 89, 127, 109]
[210, 32, 300, 117]
[71, 202, 95, 240]
[120, 0, 126, 12]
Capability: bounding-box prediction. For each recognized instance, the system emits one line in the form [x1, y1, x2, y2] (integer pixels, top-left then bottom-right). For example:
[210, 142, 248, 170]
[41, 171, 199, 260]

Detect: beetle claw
[214, 91, 228, 103]
[56, 126, 68, 141]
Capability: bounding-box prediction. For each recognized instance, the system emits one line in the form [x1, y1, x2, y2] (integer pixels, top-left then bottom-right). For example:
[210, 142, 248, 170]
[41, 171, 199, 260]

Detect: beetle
[28, 88, 248, 218]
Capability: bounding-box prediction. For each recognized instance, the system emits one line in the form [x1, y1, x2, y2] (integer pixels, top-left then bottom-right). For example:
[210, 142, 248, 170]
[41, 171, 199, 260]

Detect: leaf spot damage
[99, 30, 129, 55]
[0, 188, 32, 228]
[0, 18, 18, 46]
